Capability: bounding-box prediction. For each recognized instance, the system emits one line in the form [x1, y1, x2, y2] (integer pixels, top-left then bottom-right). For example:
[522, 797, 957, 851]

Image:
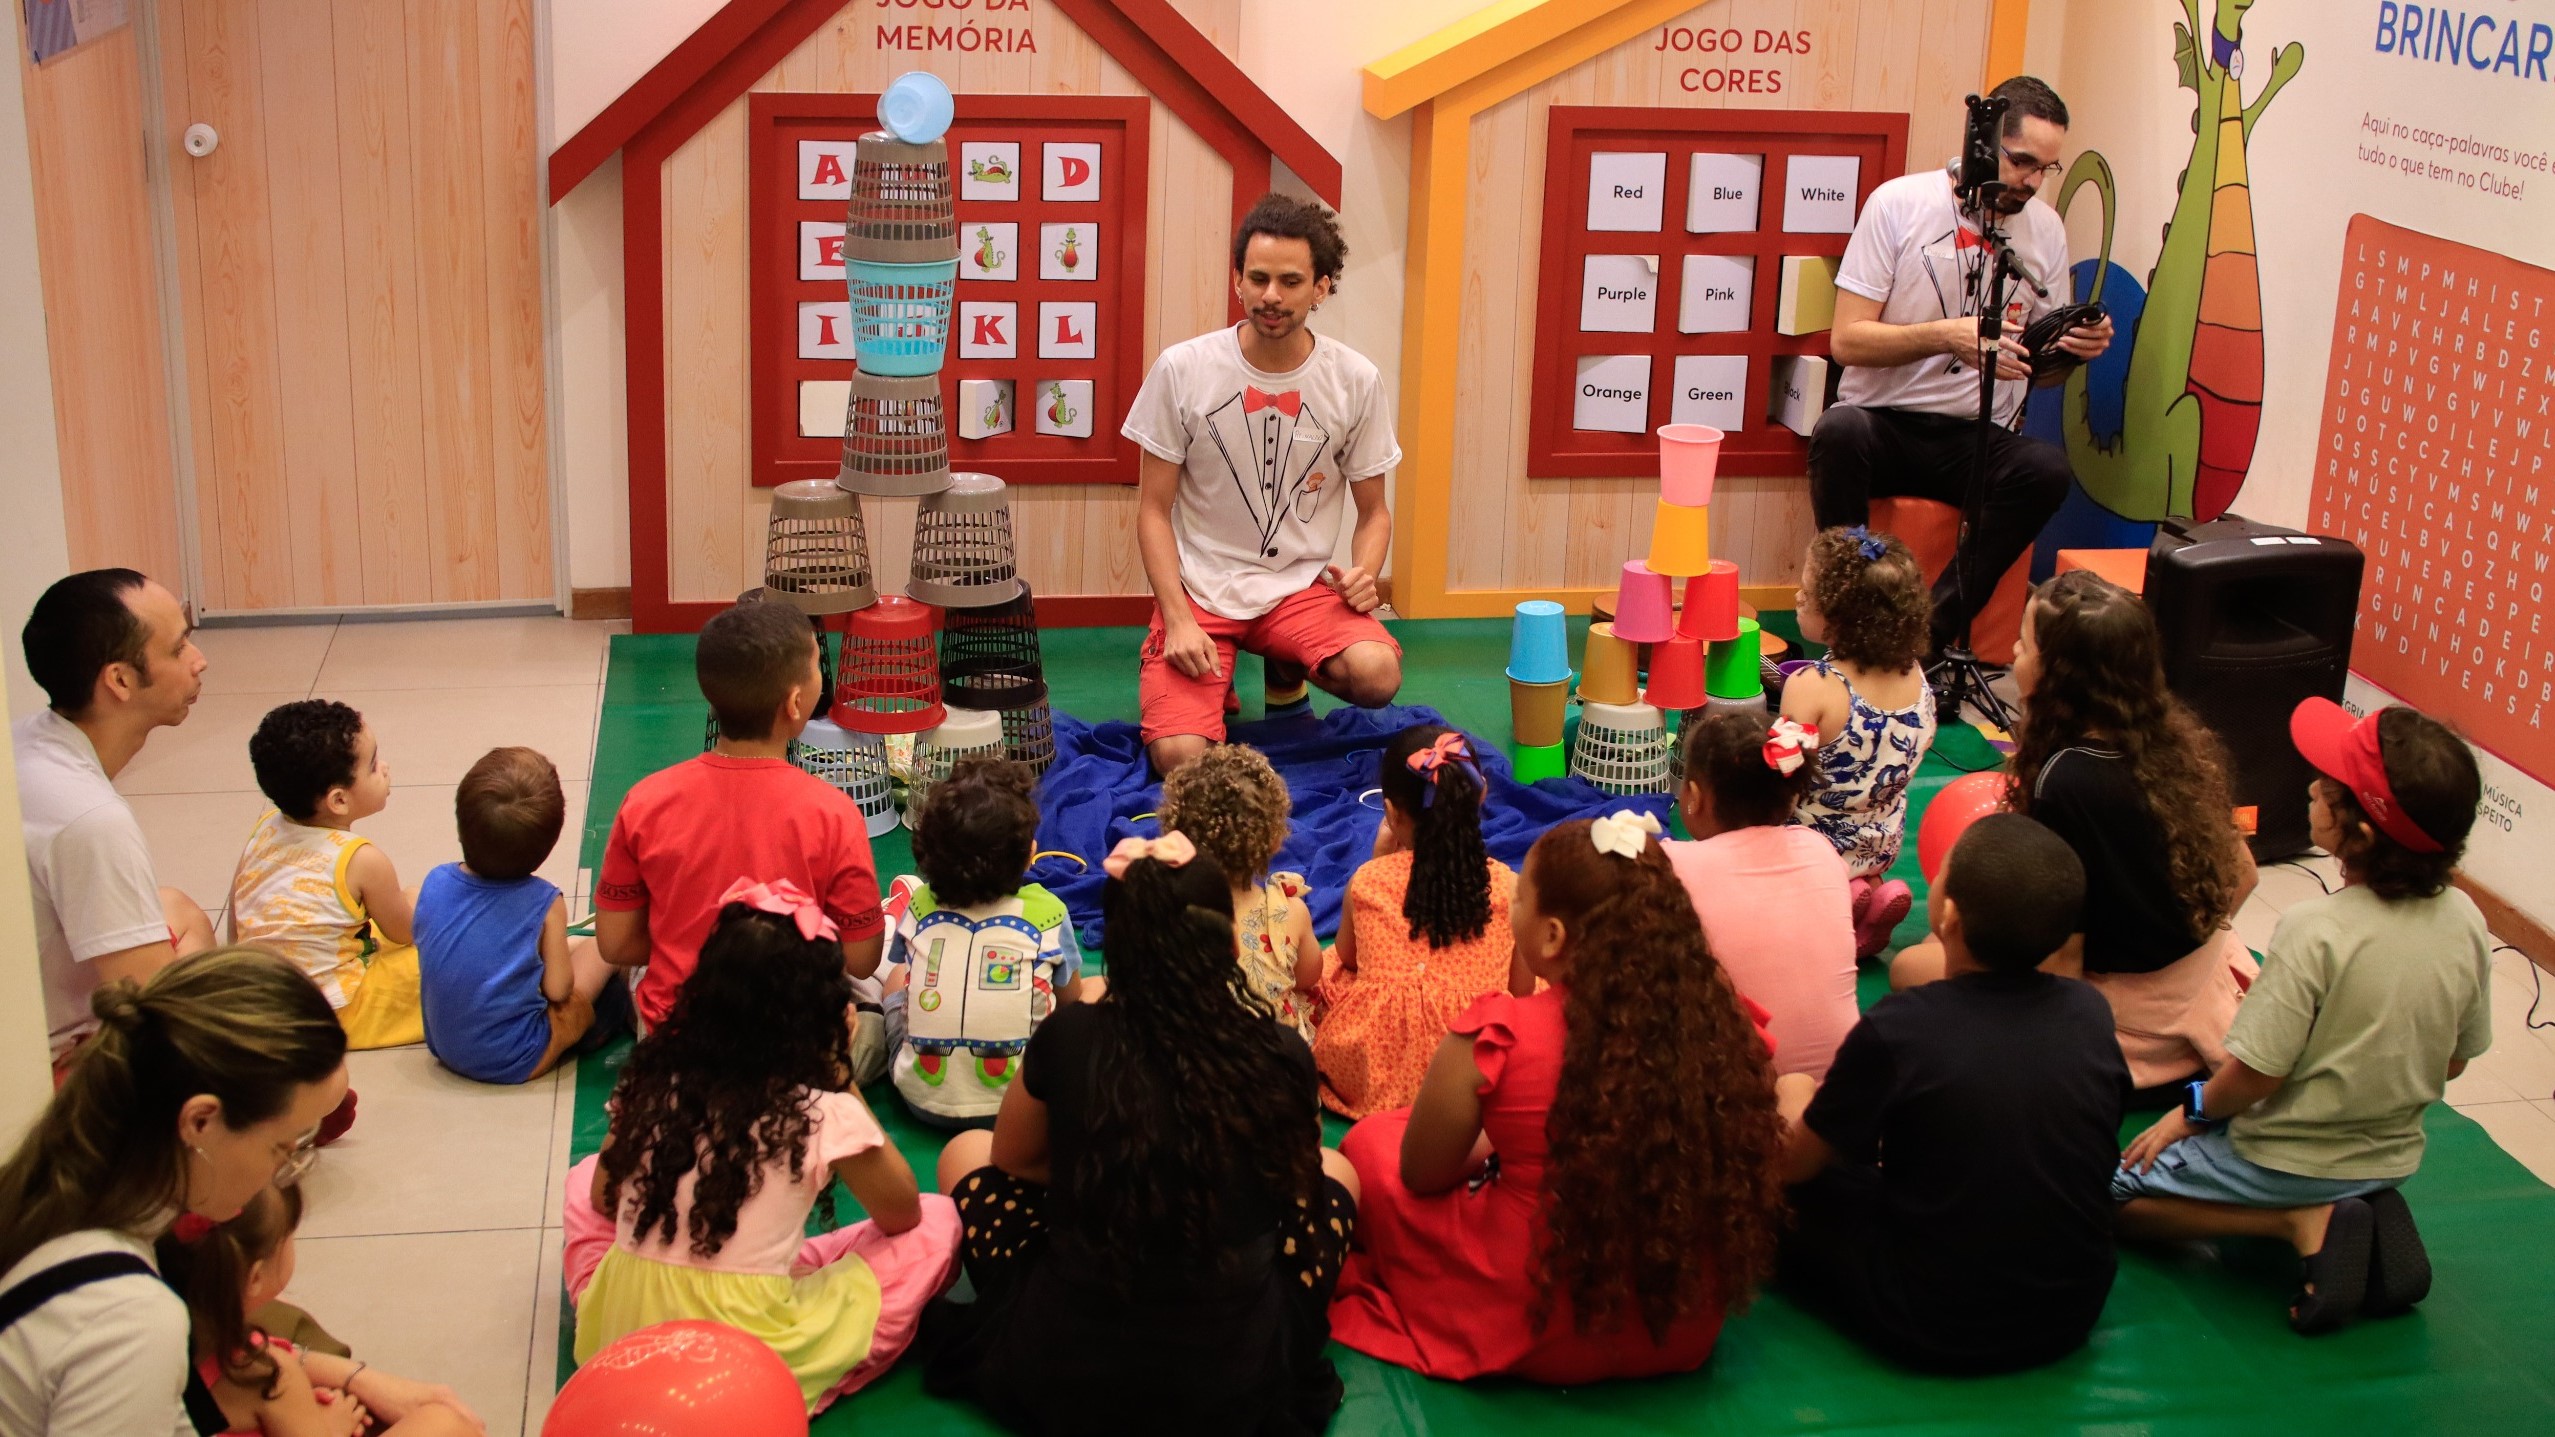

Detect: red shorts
[1140, 583, 1399, 744]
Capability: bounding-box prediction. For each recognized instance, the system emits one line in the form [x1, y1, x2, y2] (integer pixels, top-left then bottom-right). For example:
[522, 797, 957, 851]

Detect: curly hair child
[1311, 725, 1518, 1117]
[1784, 526, 1939, 958]
[891, 756, 1091, 1126]
[1331, 812, 1787, 1383]
[1903, 569, 2262, 1089]
[921, 842, 1356, 1432]
[1158, 743, 1319, 1035]
[566, 890, 960, 1414]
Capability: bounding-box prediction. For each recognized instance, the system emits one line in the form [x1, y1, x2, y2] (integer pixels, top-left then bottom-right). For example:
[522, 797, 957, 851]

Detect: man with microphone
[1125, 193, 1403, 776]
[1812, 75, 2114, 664]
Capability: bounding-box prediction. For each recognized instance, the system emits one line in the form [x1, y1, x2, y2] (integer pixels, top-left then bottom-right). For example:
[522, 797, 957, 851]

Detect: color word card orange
[2312, 215, 2552, 784]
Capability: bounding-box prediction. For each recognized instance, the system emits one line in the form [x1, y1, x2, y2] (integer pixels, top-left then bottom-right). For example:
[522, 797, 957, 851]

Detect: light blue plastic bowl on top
[877, 71, 955, 146]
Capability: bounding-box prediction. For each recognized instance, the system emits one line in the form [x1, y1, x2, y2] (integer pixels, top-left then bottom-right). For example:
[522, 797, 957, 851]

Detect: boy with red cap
[2111, 698, 2489, 1336]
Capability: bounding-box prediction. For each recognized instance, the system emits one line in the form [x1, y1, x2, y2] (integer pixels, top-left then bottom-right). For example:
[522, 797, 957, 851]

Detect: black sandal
[2289, 1196, 2375, 1335]
[2364, 1187, 2432, 1316]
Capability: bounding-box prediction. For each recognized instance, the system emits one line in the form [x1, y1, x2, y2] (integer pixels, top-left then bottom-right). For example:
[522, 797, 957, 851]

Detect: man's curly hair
[1158, 744, 1291, 887]
[1807, 526, 1931, 671]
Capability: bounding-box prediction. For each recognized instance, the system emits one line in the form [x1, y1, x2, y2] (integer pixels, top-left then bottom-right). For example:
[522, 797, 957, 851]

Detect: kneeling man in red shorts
[1127, 194, 1402, 776]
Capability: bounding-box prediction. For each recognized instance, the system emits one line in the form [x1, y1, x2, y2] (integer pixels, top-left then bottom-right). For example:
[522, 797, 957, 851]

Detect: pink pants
[2084, 928, 2261, 1089]
[561, 1155, 960, 1410]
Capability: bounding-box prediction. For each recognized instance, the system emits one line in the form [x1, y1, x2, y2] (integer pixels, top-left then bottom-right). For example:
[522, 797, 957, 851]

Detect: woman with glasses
[0, 948, 479, 1435]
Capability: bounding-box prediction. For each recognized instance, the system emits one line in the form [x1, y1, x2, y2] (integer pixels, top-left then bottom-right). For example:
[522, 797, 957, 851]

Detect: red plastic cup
[1677, 560, 1743, 642]
[1657, 423, 1724, 507]
[1644, 636, 1707, 710]
[1612, 560, 1676, 644]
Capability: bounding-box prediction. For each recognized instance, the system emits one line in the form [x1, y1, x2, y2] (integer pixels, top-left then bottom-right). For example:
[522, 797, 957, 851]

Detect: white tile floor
[117, 616, 2555, 1437]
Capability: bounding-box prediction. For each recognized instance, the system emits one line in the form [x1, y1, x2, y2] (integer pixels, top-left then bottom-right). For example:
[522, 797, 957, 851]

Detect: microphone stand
[1927, 190, 2030, 734]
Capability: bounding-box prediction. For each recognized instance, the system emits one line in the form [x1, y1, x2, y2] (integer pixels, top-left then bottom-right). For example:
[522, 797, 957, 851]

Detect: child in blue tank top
[416, 747, 629, 1083]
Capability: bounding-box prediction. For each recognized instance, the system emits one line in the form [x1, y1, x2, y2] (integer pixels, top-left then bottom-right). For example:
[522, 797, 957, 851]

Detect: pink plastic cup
[1612, 560, 1676, 644]
[1657, 424, 1725, 507]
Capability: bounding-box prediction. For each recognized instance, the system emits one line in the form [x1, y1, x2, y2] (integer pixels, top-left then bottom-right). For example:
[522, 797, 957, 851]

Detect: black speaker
[2144, 515, 2365, 861]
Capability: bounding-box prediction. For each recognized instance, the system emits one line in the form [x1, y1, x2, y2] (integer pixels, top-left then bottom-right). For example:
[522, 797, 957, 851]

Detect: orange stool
[1865, 497, 2032, 666]
[2055, 547, 2148, 594]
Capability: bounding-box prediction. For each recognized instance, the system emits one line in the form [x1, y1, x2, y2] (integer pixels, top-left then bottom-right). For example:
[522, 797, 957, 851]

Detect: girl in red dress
[1329, 811, 1788, 1383]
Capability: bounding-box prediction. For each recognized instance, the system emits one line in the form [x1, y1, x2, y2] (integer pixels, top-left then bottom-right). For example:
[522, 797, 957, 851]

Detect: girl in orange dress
[1329, 813, 1787, 1384]
[1159, 744, 1320, 1037]
[1313, 727, 1516, 1118]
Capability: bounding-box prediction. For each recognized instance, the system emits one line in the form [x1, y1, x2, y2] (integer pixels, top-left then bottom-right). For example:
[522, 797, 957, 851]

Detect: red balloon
[545, 1321, 808, 1437]
[1917, 770, 2010, 885]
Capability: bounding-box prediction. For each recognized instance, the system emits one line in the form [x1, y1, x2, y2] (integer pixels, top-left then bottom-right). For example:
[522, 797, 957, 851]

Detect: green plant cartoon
[972, 225, 1007, 272]
[1046, 383, 1077, 427]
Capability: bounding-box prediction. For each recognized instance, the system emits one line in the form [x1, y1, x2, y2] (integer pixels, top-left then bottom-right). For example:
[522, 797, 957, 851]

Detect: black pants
[1807, 405, 2073, 653]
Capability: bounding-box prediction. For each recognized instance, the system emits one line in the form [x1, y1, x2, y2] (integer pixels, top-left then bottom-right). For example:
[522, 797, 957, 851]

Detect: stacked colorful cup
[1646, 424, 1722, 578]
[1506, 601, 1571, 760]
[1704, 616, 1764, 701]
[1677, 560, 1742, 642]
[1611, 561, 1676, 644]
[1579, 622, 1641, 706]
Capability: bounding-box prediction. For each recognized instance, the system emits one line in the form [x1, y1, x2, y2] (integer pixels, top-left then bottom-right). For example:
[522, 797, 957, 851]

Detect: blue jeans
[2111, 1127, 2403, 1207]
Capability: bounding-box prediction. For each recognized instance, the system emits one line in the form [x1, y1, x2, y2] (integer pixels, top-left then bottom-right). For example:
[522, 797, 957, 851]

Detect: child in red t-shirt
[596, 600, 885, 1036]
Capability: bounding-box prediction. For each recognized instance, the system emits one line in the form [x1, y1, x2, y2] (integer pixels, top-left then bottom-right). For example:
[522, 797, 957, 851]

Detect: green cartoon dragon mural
[2056, 0, 2302, 521]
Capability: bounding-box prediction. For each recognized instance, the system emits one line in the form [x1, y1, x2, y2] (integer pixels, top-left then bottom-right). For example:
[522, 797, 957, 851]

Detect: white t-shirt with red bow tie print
[1121, 324, 1402, 621]
[1832, 168, 2071, 427]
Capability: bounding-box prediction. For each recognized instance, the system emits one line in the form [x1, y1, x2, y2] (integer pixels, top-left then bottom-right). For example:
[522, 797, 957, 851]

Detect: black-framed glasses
[2001, 147, 2063, 178]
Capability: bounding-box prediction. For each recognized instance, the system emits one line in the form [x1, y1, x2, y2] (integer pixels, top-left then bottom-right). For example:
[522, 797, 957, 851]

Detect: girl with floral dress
[1783, 526, 1940, 958]
[1159, 743, 1320, 1037]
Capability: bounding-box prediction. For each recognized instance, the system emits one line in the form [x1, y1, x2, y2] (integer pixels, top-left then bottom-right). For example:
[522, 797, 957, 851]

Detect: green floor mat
[561, 625, 2555, 1432]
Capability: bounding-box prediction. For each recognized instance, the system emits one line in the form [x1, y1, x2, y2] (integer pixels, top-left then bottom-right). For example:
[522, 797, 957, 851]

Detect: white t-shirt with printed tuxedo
[1833, 168, 2072, 427]
[1121, 325, 1401, 621]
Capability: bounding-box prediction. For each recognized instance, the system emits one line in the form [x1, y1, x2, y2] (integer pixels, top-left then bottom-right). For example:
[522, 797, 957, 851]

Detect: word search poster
[2311, 216, 2552, 784]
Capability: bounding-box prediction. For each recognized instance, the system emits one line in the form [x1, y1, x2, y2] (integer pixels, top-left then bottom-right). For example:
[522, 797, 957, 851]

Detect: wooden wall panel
[659, 1, 1237, 605]
[1447, 0, 1990, 597]
[157, 0, 551, 612]
[18, 30, 184, 584]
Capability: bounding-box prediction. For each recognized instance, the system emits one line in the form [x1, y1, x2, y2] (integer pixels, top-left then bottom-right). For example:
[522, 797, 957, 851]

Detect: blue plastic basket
[848, 258, 958, 376]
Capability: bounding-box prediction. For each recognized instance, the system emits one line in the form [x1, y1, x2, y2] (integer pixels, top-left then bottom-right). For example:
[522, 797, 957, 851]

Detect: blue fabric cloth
[1025, 704, 1672, 954]
[415, 864, 561, 1084]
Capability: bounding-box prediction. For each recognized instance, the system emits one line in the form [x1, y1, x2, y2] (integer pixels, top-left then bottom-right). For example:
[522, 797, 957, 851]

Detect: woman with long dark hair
[1330, 815, 1788, 1383]
[924, 836, 1355, 1435]
[0, 948, 371, 1435]
[1892, 570, 2259, 1090]
[1314, 725, 1518, 1117]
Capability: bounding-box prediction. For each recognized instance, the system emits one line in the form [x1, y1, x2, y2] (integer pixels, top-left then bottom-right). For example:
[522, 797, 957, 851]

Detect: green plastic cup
[1512, 742, 1567, 783]
[1704, 617, 1763, 700]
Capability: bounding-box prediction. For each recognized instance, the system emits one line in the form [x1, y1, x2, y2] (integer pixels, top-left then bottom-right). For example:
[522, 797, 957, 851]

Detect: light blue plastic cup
[877, 71, 955, 145]
[1506, 600, 1571, 685]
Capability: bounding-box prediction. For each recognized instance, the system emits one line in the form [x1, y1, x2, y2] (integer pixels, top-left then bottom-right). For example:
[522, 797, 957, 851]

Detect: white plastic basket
[1570, 700, 1673, 796]
[904, 707, 1007, 827]
[797, 717, 899, 837]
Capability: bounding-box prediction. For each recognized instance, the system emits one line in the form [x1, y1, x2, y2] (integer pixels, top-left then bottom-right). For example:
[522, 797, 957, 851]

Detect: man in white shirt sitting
[1813, 76, 2114, 663]
[16, 569, 216, 1072]
[1124, 194, 1404, 776]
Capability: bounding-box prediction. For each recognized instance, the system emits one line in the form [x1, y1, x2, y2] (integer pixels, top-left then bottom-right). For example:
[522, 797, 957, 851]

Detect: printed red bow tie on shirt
[1244, 386, 1303, 416]
[1955, 227, 1988, 250]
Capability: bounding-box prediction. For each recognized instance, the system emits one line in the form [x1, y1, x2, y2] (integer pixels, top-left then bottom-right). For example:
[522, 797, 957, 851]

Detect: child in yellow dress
[1158, 743, 1319, 1036]
[563, 881, 960, 1413]
[230, 699, 423, 1049]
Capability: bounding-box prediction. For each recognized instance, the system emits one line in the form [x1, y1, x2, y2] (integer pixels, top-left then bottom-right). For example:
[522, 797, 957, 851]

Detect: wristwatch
[2182, 1079, 2221, 1130]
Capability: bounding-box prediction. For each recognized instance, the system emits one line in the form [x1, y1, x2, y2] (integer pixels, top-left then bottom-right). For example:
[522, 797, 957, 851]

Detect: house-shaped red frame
[552, 0, 1342, 633]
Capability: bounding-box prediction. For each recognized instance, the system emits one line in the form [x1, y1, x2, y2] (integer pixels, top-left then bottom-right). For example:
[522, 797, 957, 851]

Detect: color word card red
[748, 94, 1149, 487]
[2311, 215, 2553, 784]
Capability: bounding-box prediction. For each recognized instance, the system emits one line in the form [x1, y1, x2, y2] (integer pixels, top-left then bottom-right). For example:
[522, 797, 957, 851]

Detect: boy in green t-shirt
[2113, 699, 2490, 1336]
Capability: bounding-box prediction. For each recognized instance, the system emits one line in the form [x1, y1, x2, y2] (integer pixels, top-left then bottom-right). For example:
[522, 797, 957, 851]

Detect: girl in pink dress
[1330, 813, 1787, 1384]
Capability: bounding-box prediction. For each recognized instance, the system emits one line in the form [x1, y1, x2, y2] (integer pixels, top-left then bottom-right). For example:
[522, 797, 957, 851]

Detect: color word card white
[1573, 353, 1652, 433]
[1043, 142, 1101, 201]
[1677, 254, 1755, 333]
[1579, 254, 1659, 333]
[1686, 153, 1763, 233]
[1782, 155, 1860, 233]
[1669, 355, 1748, 430]
[1587, 152, 1667, 231]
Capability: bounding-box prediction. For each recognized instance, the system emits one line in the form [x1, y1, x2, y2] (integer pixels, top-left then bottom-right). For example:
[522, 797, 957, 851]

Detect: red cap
[2289, 699, 2443, 854]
